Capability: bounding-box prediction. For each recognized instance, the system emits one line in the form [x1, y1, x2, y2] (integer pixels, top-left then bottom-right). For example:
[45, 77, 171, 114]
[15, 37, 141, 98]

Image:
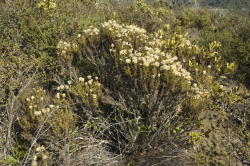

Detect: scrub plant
[1, 0, 250, 165]
[0, 44, 38, 165]
[72, 19, 234, 165]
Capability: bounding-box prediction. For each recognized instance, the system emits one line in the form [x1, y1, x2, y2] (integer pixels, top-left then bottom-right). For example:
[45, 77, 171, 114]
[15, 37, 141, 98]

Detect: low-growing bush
[1, 0, 250, 165]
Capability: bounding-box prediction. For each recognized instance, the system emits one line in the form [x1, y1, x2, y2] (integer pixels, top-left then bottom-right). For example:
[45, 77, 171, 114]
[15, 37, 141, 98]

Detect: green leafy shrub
[173, 8, 217, 30]
[117, 0, 172, 33]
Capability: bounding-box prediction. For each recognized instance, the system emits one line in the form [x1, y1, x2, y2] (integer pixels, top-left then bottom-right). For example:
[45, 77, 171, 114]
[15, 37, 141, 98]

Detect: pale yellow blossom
[60, 85, 64, 90]
[79, 77, 85, 82]
[34, 111, 41, 116]
[55, 93, 60, 99]
[126, 59, 131, 63]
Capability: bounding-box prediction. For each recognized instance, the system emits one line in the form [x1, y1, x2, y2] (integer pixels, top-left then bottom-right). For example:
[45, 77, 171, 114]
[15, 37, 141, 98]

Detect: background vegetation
[0, 0, 250, 165]
[201, 0, 250, 10]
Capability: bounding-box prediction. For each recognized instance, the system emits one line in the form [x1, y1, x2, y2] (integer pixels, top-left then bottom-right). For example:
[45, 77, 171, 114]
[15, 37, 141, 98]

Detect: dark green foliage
[172, 8, 250, 85]
[201, 0, 250, 10]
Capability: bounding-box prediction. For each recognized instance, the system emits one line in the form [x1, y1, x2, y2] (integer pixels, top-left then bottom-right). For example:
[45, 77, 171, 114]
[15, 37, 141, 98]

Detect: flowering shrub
[1, 0, 249, 165]
[18, 86, 76, 164]
[73, 19, 235, 164]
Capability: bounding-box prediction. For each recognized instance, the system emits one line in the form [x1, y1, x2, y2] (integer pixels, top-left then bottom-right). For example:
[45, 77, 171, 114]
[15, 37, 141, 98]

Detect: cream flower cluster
[26, 97, 39, 115]
[32, 156, 37, 166]
[190, 83, 210, 100]
[57, 40, 71, 50]
[83, 21, 215, 100]
[101, 20, 193, 81]
[36, 146, 45, 152]
[56, 84, 70, 91]
[32, 145, 47, 166]
[83, 25, 100, 36]
[102, 20, 148, 42]
[34, 105, 58, 116]
[55, 84, 70, 99]
[124, 46, 192, 80]
[56, 40, 77, 56]
[23, 88, 60, 119]
[179, 39, 193, 49]
[55, 92, 66, 99]
[78, 75, 100, 86]
[78, 75, 100, 98]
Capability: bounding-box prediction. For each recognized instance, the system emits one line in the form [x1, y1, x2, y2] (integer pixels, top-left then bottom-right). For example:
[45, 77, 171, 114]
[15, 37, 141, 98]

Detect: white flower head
[126, 59, 131, 63]
[46, 108, 50, 113]
[203, 71, 206, 74]
[193, 83, 197, 88]
[42, 154, 48, 160]
[132, 59, 138, 64]
[97, 83, 101, 87]
[93, 94, 97, 99]
[40, 97, 44, 101]
[220, 85, 224, 89]
[31, 96, 35, 100]
[49, 105, 54, 109]
[34, 111, 41, 116]
[36, 147, 41, 152]
[208, 65, 211, 69]
[154, 62, 160, 67]
[79, 77, 85, 82]
[42, 109, 46, 114]
[144, 62, 149, 67]
[29, 105, 33, 109]
[77, 34, 81, 38]
[41, 146, 45, 151]
[67, 80, 72, 85]
[31, 161, 37, 166]
[60, 85, 64, 90]
[95, 77, 98, 80]
[88, 79, 93, 85]
[186, 76, 192, 80]
[26, 98, 30, 102]
[87, 75, 92, 79]
[65, 85, 69, 90]
[62, 93, 66, 98]
[55, 93, 60, 99]
[194, 95, 200, 100]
